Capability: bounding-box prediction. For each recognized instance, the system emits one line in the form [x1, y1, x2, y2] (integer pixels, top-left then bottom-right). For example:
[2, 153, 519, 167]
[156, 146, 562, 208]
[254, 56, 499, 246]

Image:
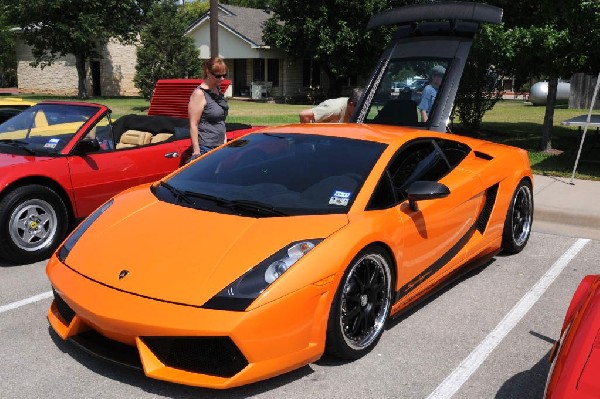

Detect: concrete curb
[532, 174, 600, 241]
[534, 207, 600, 230]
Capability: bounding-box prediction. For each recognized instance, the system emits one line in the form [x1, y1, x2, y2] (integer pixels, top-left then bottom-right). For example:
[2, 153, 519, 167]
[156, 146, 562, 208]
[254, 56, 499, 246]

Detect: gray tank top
[198, 87, 229, 146]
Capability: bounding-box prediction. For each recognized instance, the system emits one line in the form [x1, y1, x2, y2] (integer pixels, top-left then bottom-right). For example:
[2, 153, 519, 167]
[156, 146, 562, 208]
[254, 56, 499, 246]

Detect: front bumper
[46, 256, 335, 389]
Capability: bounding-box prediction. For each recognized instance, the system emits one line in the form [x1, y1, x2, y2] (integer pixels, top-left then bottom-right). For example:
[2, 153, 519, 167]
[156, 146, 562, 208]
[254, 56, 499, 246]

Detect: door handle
[164, 152, 179, 158]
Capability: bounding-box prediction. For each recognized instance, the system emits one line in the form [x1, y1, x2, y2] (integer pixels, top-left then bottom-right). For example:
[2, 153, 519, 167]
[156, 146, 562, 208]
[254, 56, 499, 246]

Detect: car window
[0, 106, 31, 124]
[158, 133, 387, 216]
[80, 114, 114, 152]
[435, 138, 470, 168]
[0, 103, 100, 154]
[368, 138, 468, 210]
[363, 58, 450, 127]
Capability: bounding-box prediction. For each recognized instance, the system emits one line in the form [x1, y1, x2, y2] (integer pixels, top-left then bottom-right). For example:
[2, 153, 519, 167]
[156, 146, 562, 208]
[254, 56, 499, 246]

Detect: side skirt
[390, 248, 499, 320]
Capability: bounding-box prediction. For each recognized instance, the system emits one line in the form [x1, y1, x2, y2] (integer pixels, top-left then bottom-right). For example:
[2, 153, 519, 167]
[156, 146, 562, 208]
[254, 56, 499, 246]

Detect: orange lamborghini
[46, 2, 529, 390]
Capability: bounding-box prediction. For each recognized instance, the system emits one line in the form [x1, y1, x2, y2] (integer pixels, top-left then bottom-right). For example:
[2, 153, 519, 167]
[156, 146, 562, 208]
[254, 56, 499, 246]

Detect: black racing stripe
[390, 248, 499, 319]
[395, 223, 476, 302]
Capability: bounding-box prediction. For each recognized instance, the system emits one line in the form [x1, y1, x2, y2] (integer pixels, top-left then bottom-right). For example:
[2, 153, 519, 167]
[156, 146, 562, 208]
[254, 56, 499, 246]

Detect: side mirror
[73, 139, 100, 155]
[406, 180, 450, 211]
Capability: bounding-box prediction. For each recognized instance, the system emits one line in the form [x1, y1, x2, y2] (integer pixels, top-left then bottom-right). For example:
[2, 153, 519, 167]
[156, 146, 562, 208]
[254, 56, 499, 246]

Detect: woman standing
[188, 57, 229, 161]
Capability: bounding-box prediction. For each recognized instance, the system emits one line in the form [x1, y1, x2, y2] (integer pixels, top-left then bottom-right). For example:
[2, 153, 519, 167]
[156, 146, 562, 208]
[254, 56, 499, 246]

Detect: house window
[267, 59, 279, 87]
[253, 59, 265, 81]
[303, 59, 321, 88]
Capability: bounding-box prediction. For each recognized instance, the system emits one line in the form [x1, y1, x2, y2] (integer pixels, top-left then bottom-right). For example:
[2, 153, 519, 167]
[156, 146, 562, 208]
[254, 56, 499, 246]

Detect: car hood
[0, 151, 39, 166]
[64, 187, 349, 307]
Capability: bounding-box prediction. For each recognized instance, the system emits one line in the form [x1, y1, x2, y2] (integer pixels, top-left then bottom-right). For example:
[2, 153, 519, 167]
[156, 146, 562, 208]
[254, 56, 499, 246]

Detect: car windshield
[0, 103, 99, 154]
[362, 58, 450, 127]
[156, 133, 387, 216]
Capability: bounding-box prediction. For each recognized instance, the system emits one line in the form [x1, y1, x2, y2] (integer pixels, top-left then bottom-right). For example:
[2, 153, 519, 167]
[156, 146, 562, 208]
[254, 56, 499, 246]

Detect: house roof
[186, 4, 273, 48]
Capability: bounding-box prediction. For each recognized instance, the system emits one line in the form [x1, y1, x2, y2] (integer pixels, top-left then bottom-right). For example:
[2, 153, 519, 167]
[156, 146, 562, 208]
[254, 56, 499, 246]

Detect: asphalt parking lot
[1, 231, 597, 399]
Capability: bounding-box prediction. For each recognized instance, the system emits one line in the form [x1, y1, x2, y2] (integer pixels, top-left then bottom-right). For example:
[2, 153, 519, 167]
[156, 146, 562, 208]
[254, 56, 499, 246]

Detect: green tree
[0, 0, 153, 98]
[0, 11, 16, 87]
[454, 24, 507, 131]
[180, 0, 210, 26]
[263, 0, 394, 97]
[491, 0, 600, 151]
[134, 0, 202, 100]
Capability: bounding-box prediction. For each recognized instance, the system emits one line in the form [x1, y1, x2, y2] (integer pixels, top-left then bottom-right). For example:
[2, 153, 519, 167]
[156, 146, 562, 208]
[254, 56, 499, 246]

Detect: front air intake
[141, 336, 249, 378]
[52, 289, 75, 325]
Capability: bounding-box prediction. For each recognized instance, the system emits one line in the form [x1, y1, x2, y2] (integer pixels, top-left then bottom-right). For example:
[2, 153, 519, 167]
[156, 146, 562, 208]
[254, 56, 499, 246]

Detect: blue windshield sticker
[329, 190, 352, 206]
[48, 138, 60, 143]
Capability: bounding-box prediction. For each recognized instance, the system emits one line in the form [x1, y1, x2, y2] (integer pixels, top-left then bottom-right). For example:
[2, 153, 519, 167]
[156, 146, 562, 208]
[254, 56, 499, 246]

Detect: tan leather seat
[34, 110, 48, 127]
[150, 133, 173, 143]
[86, 126, 96, 140]
[116, 130, 153, 149]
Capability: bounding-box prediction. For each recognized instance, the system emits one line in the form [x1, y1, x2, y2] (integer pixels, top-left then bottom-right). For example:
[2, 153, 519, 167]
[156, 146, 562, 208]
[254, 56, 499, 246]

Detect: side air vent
[474, 151, 493, 160]
[476, 183, 499, 233]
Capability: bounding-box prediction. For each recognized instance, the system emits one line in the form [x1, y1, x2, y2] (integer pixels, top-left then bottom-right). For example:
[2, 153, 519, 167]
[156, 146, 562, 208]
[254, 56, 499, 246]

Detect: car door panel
[396, 168, 482, 292]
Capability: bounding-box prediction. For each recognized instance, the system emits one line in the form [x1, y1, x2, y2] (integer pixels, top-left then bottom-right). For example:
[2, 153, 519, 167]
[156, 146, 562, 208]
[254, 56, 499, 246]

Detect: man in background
[299, 88, 364, 123]
[418, 65, 446, 123]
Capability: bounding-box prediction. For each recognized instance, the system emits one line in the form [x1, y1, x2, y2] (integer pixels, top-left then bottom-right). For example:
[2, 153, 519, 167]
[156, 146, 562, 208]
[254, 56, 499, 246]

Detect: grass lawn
[475, 100, 600, 180]
[19, 94, 600, 180]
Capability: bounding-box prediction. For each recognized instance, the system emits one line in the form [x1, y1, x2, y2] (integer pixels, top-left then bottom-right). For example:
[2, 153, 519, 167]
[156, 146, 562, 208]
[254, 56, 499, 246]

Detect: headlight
[57, 199, 114, 262]
[203, 239, 322, 311]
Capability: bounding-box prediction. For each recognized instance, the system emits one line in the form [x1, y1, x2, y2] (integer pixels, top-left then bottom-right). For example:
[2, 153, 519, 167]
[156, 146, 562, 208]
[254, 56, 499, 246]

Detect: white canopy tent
[568, 72, 600, 184]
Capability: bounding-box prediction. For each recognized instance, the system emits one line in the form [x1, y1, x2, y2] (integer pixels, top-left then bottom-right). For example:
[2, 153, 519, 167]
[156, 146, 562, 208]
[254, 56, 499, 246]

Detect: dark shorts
[200, 145, 218, 154]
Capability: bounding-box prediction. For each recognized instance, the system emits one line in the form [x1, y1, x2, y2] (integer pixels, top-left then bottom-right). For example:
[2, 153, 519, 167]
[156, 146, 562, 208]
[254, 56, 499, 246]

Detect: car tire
[325, 246, 393, 360]
[0, 185, 68, 264]
[501, 179, 533, 254]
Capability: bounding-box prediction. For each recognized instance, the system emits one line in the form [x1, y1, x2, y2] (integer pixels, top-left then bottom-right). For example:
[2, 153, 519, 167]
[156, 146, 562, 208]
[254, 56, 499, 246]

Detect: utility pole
[210, 0, 219, 57]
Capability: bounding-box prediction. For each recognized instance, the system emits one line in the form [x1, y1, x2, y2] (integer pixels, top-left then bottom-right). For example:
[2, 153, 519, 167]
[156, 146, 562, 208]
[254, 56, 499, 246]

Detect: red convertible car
[0, 98, 259, 264]
[545, 275, 600, 398]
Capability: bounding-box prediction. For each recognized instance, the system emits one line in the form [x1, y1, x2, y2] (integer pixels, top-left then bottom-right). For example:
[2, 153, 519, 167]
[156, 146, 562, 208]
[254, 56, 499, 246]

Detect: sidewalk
[533, 174, 600, 241]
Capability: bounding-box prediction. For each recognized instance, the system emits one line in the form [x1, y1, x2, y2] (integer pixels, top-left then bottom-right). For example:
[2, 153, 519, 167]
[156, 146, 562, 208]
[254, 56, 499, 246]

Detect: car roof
[258, 123, 456, 146]
[0, 97, 36, 107]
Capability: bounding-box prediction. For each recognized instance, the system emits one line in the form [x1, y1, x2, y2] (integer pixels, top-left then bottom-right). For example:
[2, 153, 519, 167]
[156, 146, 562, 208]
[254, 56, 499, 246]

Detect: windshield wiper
[182, 191, 287, 217]
[224, 199, 288, 216]
[180, 191, 230, 205]
[0, 139, 35, 155]
[158, 183, 287, 216]
[158, 181, 195, 206]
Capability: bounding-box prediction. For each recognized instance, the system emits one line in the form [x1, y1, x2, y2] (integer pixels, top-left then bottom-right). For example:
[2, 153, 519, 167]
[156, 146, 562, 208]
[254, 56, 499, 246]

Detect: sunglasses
[211, 71, 227, 78]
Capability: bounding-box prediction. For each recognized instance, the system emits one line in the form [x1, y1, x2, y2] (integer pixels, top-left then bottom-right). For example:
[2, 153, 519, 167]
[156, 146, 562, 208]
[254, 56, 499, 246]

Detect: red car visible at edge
[545, 275, 600, 398]
[0, 83, 261, 265]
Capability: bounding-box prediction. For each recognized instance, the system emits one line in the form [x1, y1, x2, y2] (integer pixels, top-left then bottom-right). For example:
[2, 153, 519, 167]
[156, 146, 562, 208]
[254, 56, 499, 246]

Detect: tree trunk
[541, 75, 558, 152]
[321, 63, 344, 97]
[75, 54, 88, 99]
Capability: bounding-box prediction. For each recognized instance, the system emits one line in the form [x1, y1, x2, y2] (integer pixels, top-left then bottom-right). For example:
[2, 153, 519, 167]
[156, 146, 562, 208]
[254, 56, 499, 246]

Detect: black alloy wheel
[326, 246, 393, 359]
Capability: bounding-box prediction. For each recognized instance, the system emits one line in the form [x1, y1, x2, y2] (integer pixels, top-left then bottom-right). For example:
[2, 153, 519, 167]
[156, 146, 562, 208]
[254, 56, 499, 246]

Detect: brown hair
[203, 57, 227, 78]
[349, 87, 364, 105]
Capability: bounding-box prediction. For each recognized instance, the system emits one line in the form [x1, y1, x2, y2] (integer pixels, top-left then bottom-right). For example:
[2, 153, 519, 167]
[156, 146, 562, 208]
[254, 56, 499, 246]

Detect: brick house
[16, 38, 138, 97]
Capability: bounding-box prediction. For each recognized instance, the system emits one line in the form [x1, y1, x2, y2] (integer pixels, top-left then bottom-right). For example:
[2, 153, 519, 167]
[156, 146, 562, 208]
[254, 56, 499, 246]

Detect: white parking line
[427, 238, 590, 399]
[0, 291, 53, 314]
